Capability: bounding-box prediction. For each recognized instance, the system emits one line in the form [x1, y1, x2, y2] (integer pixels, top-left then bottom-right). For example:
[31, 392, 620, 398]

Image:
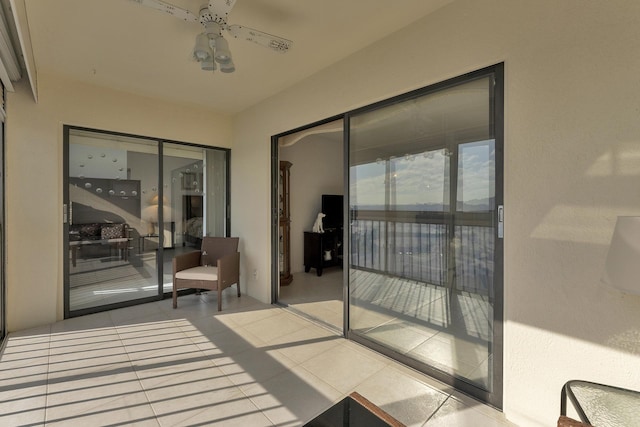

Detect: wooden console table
[303, 229, 342, 276]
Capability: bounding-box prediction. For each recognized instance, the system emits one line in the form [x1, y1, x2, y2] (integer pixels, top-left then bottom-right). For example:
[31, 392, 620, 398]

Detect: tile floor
[0, 293, 515, 426]
[280, 269, 493, 390]
[69, 248, 176, 311]
[278, 269, 344, 331]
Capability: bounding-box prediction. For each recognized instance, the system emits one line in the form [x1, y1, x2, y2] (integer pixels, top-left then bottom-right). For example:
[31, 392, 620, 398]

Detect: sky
[351, 140, 495, 211]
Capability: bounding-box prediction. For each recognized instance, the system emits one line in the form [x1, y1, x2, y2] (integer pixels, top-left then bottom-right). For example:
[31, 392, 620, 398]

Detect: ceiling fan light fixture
[200, 57, 216, 71]
[213, 37, 232, 64]
[219, 60, 235, 73]
[193, 32, 212, 62]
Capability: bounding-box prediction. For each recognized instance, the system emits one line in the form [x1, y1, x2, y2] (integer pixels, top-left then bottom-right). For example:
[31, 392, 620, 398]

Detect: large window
[348, 66, 503, 407]
[64, 127, 229, 317]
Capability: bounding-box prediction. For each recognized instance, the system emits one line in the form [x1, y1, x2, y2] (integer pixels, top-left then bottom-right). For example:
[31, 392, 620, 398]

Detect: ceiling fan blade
[129, 0, 198, 22]
[227, 24, 292, 53]
[208, 0, 237, 24]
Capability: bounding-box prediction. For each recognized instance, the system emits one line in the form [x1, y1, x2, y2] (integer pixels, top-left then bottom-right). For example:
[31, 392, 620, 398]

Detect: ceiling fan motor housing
[199, 5, 226, 27]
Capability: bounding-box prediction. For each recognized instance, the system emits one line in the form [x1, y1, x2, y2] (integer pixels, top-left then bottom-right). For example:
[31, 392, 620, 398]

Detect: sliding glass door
[348, 66, 503, 406]
[64, 127, 229, 317]
[65, 129, 160, 313]
[161, 143, 229, 292]
[0, 85, 4, 341]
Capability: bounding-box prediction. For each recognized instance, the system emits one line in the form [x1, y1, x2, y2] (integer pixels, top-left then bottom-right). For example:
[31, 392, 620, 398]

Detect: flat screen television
[322, 194, 343, 230]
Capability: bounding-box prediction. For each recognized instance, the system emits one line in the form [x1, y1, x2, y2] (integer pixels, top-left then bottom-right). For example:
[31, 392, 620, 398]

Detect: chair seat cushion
[175, 266, 218, 281]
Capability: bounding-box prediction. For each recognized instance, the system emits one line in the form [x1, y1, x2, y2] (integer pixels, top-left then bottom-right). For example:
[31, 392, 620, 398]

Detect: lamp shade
[149, 195, 168, 205]
[144, 195, 171, 223]
[143, 205, 172, 221]
[603, 216, 640, 295]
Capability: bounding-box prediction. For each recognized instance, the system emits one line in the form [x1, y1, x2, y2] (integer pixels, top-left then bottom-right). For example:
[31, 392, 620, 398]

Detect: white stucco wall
[232, 0, 640, 425]
[5, 72, 232, 331]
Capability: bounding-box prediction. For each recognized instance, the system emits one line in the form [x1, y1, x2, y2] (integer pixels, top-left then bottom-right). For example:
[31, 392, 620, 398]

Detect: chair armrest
[173, 250, 202, 275]
[217, 252, 240, 288]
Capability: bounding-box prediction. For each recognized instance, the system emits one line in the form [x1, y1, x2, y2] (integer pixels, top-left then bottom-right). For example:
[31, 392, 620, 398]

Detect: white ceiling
[20, 0, 453, 113]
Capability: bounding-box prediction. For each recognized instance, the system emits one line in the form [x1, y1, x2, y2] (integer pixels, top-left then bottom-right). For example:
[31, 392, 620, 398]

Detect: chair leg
[217, 288, 222, 311]
[237, 283, 241, 297]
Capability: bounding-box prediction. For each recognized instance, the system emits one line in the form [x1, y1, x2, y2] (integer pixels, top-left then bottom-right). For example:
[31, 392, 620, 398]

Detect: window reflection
[351, 149, 451, 212]
[457, 141, 495, 212]
[349, 75, 498, 393]
[66, 129, 229, 315]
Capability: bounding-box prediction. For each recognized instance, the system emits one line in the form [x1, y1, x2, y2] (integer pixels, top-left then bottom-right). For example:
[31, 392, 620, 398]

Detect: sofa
[69, 222, 131, 267]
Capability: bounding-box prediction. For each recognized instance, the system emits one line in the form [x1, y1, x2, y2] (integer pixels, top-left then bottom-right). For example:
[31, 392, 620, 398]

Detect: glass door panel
[162, 144, 203, 294]
[205, 149, 228, 237]
[163, 143, 228, 294]
[349, 73, 501, 404]
[274, 119, 345, 332]
[67, 129, 160, 312]
[65, 128, 230, 316]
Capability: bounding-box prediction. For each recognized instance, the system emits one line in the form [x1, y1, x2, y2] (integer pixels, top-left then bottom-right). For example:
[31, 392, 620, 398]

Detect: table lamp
[142, 195, 170, 236]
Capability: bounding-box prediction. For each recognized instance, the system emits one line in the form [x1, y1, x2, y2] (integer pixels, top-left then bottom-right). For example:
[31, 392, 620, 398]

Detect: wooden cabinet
[279, 161, 293, 286]
[304, 230, 343, 276]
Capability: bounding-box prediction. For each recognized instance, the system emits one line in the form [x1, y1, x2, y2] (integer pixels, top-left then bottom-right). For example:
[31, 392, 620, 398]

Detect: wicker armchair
[172, 237, 240, 311]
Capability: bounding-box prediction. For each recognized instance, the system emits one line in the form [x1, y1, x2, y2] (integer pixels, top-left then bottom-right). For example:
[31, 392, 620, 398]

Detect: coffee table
[304, 392, 405, 427]
[560, 380, 640, 426]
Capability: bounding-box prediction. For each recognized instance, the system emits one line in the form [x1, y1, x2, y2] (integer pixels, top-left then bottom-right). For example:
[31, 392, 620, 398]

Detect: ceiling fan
[129, 0, 293, 73]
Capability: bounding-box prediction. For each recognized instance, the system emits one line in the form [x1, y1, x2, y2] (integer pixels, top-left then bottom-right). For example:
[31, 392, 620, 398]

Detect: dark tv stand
[304, 229, 343, 276]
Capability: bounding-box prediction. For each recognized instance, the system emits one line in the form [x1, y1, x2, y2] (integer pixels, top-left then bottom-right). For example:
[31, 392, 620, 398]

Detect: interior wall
[232, 0, 640, 425]
[280, 135, 343, 274]
[5, 71, 232, 331]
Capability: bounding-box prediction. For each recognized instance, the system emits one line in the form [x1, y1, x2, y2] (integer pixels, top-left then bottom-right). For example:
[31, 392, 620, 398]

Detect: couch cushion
[71, 223, 101, 239]
[175, 266, 218, 281]
[101, 224, 125, 239]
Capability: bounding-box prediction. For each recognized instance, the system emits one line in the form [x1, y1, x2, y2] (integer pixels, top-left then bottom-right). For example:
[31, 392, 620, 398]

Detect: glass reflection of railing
[351, 211, 494, 297]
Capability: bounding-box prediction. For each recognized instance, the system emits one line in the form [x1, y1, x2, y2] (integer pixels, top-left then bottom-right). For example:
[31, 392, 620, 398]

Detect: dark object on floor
[304, 392, 405, 427]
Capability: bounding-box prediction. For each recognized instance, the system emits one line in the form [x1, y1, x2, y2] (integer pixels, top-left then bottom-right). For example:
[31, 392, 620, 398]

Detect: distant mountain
[352, 197, 494, 212]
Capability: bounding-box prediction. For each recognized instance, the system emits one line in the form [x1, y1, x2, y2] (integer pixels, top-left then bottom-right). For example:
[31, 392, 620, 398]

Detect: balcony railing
[350, 210, 494, 298]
